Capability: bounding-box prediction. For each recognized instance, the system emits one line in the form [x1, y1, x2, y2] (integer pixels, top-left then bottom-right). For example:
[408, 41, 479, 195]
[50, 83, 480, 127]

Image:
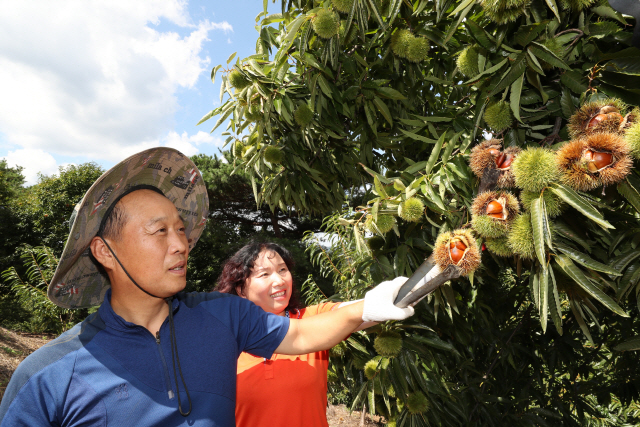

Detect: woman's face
[238, 250, 293, 315]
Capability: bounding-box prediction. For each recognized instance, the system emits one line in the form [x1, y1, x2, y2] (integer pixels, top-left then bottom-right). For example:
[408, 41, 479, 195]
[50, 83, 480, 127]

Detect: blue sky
[0, 0, 277, 185]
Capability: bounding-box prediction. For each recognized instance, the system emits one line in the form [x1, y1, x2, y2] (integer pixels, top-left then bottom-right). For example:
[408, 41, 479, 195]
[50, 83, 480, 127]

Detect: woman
[215, 242, 368, 427]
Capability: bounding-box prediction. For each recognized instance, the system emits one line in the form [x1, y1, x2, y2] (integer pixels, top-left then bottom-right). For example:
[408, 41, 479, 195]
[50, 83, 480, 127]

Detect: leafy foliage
[202, 0, 640, 423]
[1, 246, 84, 333]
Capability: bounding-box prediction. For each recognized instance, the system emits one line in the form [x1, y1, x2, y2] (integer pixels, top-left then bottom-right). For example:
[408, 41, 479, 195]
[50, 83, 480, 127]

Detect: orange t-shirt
[235, 302, 341, 427]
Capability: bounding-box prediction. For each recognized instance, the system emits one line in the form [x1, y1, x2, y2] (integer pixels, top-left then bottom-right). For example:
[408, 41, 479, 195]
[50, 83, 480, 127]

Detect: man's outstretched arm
[274, 277, 413, 355]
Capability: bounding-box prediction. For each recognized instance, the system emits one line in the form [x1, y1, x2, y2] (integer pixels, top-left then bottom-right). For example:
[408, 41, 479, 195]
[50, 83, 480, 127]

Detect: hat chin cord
[100, 236, 193, 417]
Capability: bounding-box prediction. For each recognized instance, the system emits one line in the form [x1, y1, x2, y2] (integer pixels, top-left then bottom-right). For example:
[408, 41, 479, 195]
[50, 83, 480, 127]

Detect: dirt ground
[0, 326, 55, 401]
[0, 326, 385, 426]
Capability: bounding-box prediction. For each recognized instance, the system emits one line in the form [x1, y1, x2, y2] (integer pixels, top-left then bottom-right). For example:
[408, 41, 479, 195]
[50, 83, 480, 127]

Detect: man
[0, 147, 413, 426]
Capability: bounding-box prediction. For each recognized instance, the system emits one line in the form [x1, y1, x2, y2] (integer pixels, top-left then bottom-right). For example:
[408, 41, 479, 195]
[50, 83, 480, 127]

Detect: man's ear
[90, 236, 115, 271]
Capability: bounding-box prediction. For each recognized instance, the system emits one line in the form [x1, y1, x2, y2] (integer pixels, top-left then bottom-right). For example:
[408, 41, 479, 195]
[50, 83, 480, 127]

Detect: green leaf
[529, 42, 571, 70]
[466, 19, 495, 51]
[489, 53, 527, 97]
[373, 97, 393, 126]
[560, 70, 588, 94]
[449, 0, 475, 15]
[464, 58, 509, 84]
[614, 336, 640, 351]
[549, 183, 614, 230]
[399, 129, 438, 144]
[610, 250, 640, 273]
[514, 23, 549, 46]
[424, 131, 443, 174]
[610, 57, 640, 75]
[544, 0, 561, 22]
[510, 73, 524, 122]
[539, 266, 549, 332]
[555, 255, 628, 317]
[548, 267, 563, 335]
[210, 64, 221, 85]
[361, 163, 393, 184]
[227, 52, 237, 64]
[531, 195, 547, 266]
[560, 87, 575, 118]
[375, 87, 407, 100]
[374, 175, 389, 198]
[570, 299, 594, 345]
[617, 179, 640, 214]
[554, 242, 622, 276]
[592, 5, 627, 25]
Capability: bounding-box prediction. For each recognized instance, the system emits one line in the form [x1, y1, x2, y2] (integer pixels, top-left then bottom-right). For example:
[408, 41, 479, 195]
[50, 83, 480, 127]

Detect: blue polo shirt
[0, 290, 290, 426]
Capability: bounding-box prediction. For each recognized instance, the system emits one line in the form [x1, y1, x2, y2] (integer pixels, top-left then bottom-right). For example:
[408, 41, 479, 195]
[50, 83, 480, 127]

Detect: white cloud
[3, 149, 60, 186]
[0, 1, 231, 163]
[161, 130, 225, 156]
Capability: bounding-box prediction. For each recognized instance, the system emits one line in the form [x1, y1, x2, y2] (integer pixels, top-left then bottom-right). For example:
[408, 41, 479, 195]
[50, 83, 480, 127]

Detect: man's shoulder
[0, 312, 105, 418]
[12, 312, 104, 379]
[175, 291, 237, 309]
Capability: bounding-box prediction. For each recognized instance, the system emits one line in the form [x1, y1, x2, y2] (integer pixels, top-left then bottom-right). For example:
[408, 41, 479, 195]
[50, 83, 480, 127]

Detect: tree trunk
[270, 209, 282, 238]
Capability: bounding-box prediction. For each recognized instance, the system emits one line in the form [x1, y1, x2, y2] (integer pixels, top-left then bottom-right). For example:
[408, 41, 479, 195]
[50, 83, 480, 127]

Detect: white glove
[362, 276, 415, 322]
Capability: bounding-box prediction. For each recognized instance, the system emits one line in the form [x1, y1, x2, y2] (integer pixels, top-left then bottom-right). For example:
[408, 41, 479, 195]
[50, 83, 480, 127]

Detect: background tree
[202, 0, 640, 424]
[178, 153, 332, 293]
[1, 163, 103, 331]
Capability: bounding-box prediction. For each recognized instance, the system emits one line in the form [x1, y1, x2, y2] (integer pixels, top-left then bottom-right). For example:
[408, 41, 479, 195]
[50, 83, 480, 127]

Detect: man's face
[107, 189, 189, 297]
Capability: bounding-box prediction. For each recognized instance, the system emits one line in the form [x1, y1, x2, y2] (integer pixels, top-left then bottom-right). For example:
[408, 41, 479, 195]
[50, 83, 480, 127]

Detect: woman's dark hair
[214, 242, 304, 311]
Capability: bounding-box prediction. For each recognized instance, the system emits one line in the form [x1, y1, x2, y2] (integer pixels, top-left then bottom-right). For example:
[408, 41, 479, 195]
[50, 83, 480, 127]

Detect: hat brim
[48, 147, 209, 309]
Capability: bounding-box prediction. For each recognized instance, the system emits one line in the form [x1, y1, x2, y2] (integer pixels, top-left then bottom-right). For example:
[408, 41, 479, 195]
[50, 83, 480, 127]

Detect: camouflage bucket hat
[48, 147, 209, 309]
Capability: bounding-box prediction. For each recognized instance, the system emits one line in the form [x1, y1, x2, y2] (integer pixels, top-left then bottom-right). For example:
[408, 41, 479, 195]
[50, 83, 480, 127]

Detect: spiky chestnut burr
[406, 392, 430, 414]
[485, 237, 512, 257]
[365, 214, 395, 234]
[620, 107, 639, 133]
[294, 104, 313, 127]
[332, 0, 354, 13]
[622, 108, 640, 159]
[366, 236, 386, 251]
[470, 139, 520, 187]
[457, 45, 480, 78]
[471, 191, 520, 238]
[512, 147, 560, 193]
[233, 141, 245, 158]
[520, 190, 565, 217]
[399, 198, 424, 222]
[557, 132, 632, 191]
[263, 146, 283, 164]
[406, 37, 429, 63]
[559, 0, 597, 11]
[245, 103, 262, 122]
[390, 29, 413, 58]
[228, 70, 251, 90]
[364, 359, 379, 380]
[480, 0, 530, 25]
[312, 9, 340, 39]
[507, 213, 535, 260]
[352, 356, 367, 370]
[374, 331, 403, 357]
[470, 139, 503, 178]
[329, 341, 347, 357]
[568, 99, 626, 139]
[484, 100, 513, 133]
[495, 147, 521, 188]
[433, 229, 481, 275]
[363, 356, 388, 379]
